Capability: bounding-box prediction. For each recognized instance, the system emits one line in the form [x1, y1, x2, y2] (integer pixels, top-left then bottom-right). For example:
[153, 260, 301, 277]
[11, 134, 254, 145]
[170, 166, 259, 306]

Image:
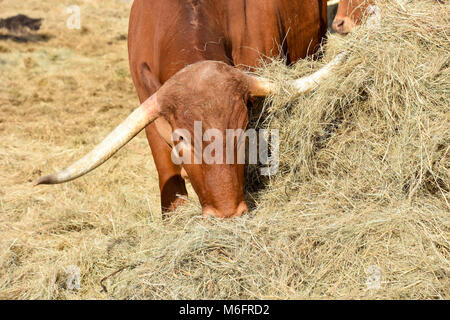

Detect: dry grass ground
[0, 0, 448, 299]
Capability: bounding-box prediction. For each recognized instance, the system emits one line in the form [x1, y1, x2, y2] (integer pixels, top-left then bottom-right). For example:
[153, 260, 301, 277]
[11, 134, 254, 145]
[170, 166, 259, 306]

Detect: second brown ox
[332, 0, 375, 35]
[36, 0, 344, 218]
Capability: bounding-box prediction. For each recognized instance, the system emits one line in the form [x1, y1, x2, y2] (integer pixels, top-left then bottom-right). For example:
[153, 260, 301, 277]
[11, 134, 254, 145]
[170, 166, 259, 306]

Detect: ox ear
[247, 52, 347, 97]
[35, 94, 161, 185]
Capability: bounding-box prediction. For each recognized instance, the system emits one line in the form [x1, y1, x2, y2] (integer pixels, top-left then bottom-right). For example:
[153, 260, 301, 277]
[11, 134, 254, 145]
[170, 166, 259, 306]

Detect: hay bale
[106, 0, 449, 299]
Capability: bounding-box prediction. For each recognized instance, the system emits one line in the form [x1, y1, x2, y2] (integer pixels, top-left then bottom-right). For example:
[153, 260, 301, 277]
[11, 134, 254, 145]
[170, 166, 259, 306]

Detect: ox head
[35, 54, 345, 218]
[157, 62, 251, 218]
[332, 0, 379, 35]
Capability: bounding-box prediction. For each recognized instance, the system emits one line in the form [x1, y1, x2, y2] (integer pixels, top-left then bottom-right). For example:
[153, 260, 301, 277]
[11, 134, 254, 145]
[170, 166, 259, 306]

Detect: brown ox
[332, 0, 375, 35]
[36, 0, 344, 218]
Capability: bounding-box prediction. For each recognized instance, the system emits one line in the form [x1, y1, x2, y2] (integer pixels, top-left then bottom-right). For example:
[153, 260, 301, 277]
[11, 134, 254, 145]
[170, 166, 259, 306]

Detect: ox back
[127, 0, 328, 213]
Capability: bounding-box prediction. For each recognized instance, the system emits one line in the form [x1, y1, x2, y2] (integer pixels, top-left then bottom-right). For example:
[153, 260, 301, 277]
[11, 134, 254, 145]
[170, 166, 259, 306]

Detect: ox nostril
[234, 201, 248, 218]
[332, 19, 345, 32]
[202, 207, 219, 218]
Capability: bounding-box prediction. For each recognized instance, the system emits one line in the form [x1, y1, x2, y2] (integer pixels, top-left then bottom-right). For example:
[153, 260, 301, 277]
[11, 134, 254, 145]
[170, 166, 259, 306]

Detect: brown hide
[127, 0, 328, 217]
[332, 0, 373, 35]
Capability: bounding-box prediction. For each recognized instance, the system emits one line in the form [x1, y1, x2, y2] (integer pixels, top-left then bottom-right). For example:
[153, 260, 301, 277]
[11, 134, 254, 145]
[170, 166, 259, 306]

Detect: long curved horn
[248, 51, 347, 97]
[35, 94, 161, 185]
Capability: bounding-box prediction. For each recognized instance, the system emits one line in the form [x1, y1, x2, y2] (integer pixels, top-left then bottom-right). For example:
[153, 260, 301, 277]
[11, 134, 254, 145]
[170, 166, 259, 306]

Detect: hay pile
[0, 0, 448, 299]
[105, 0, 449, 299]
